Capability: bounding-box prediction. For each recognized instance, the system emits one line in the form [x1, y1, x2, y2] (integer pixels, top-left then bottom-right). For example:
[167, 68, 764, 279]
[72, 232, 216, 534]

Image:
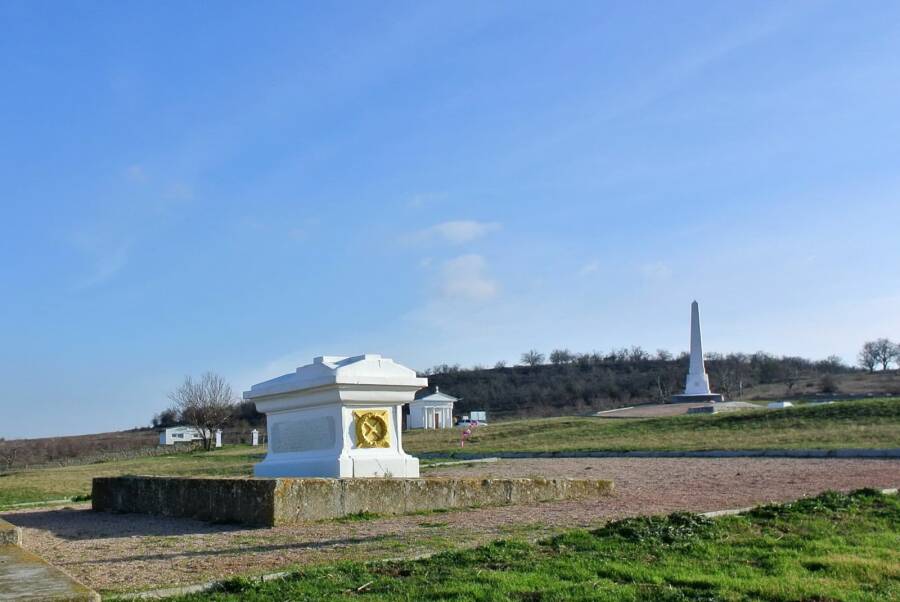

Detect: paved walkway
[0, 518, 98, 601]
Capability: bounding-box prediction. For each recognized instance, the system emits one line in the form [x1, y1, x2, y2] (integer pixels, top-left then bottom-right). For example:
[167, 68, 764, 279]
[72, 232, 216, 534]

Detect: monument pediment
[244, 354, 427, 400]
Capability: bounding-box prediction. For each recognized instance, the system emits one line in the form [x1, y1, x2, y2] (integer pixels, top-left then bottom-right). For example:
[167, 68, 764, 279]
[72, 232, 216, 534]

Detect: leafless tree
[493, 360, 507, 369]
[520, 350, 545, 367]
[0, 444, 18, 472]
[627, 346, 649, 362]
[656, 349, 673, 361]
[549, 349, 574, 365]
[869, 338, 898, 371]
[168, 372, 236, 451]
[857, 341, 878, 373]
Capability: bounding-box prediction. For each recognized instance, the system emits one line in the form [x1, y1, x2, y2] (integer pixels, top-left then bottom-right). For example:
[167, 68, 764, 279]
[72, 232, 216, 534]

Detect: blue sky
[2, 1, 900, 438]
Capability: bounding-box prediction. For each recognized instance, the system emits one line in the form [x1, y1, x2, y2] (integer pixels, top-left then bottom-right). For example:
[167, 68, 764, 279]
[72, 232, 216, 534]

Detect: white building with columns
[408, 387, 457, 429]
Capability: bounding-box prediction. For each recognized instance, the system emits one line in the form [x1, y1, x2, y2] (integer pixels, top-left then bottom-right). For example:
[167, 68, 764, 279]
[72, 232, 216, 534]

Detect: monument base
[92, 476, 614, 526]
[670, 393, 724, 404]
[253, 454, 420, 478]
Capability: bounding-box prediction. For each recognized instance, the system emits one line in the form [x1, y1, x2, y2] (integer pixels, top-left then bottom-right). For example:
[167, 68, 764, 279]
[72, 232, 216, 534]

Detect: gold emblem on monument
[353, 410, 390, 448]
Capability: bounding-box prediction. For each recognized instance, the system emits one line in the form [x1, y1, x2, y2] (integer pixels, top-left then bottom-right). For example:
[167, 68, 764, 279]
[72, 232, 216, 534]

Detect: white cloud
[70, 229, 132, 290]
[438, 254, 498, 301]
[406, 192, 445, 209]
[579, 260, 600, 276]
[415, 220, 501, 245]
[640, 261, 673, 282]
[125, 164, 147, 183]
[164, 181, 194, 201]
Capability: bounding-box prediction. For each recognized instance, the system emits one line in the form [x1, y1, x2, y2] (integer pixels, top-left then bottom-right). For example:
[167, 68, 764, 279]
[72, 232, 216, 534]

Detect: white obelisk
[672, 300, 723, 403]
[684, 301, 711, 395]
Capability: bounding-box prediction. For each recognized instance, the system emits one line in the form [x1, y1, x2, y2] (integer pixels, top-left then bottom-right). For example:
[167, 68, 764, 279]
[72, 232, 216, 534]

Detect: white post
[215, 429, 222, 448]
[684, 300, 712, 395]
[251, 429, 259, 446]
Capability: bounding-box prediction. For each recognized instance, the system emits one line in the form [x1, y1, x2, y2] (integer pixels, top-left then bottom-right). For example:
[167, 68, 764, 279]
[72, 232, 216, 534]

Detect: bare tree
[520, 350, 545, 367]
[549, 349, 574, 365]
[818, 355, 845, 373]
[655, 349, 673, 361]
[493, 360, 507, 369]
[857, 341, 878, 373]
[869, 338, 898, 371]
[168, 372, 236, 451]
[0, 444, 18, 472]
[627, 346, 649, 362]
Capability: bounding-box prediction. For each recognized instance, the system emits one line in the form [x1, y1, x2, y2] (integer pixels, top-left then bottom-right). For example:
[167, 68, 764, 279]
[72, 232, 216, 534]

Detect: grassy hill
[404, 397, 900, 454]
[1, 398, 897, 509]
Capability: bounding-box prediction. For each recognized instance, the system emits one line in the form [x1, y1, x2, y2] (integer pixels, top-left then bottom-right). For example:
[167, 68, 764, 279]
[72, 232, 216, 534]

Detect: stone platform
[670, 393, 724, 403]
[0, 518, 99, 601]
[93, 476, 614, 527]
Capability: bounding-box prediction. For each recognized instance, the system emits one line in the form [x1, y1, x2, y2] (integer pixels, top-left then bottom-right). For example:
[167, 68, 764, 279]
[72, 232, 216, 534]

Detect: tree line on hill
[2, 339, 892, 470]
[423, 347, 857, 418]
[857, 338, 900, 372]
[0, 429, 157, 472]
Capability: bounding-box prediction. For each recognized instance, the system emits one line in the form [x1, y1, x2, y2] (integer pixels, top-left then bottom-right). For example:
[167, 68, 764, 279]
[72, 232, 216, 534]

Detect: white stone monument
[244, 354, 425, 478]
[251, 429, 259, 447]
[214, 429, 222, 448]
[671, 301, 724, 403]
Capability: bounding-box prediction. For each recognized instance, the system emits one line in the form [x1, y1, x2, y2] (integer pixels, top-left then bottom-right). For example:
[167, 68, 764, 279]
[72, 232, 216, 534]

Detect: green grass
[405, 397, 900, 455]
[0, 446, 264, 508]
[159, 489, 900, 601]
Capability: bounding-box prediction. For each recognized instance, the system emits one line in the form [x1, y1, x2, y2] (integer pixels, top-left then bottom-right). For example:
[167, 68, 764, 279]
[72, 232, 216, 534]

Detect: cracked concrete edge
[0, 544, 100, 602]
[2, 518, 102, 601]
[0, 517, 21, 546]
[111, 487, 899, 600]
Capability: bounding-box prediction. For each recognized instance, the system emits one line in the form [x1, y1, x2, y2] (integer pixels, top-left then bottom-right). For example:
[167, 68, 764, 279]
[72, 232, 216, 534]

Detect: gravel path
[3, 457, 898, 594]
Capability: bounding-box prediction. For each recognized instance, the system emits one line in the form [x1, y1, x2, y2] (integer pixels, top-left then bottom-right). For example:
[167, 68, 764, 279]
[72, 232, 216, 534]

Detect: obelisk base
[670, 393, 724, 404]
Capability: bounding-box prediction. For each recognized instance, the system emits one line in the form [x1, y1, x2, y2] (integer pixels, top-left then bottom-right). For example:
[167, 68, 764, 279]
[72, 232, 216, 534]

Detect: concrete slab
[0, 544, 99, 601]
[0, 519, 20, 546]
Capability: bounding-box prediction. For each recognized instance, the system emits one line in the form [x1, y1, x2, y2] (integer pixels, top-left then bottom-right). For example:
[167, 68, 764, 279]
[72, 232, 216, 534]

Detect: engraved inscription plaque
[272, 416, 337, 453]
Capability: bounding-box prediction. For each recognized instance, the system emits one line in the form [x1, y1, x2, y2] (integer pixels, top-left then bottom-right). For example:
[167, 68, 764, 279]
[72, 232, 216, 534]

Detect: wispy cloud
[413, 220, 501, 245]
[70, 228, 132, 290]
[406, 192, 445, 209]
[438, 254, 498, 301]
[163, 181, 194, 202]
[640, 261, 673, 283]
[579, 260, 600, 276]
[124, 164, 148, 184]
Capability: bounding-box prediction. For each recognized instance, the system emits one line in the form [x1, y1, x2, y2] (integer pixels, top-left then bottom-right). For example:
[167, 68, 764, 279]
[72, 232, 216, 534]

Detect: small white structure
[251, 429, 259, 446]
[768, 401, 794, 409]
[214, 429, 223, 448]
[244, 354, 425, 478]
[159, 426, 206, 446]
[408, 387, 457, 429]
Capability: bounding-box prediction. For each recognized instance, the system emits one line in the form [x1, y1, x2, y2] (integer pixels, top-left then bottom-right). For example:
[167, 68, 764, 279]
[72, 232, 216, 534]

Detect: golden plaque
[353, 410, 390, 448]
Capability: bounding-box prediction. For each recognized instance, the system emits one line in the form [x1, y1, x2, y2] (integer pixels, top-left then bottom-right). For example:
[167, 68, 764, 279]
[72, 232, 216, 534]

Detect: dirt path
[3, 458, 898, 594]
